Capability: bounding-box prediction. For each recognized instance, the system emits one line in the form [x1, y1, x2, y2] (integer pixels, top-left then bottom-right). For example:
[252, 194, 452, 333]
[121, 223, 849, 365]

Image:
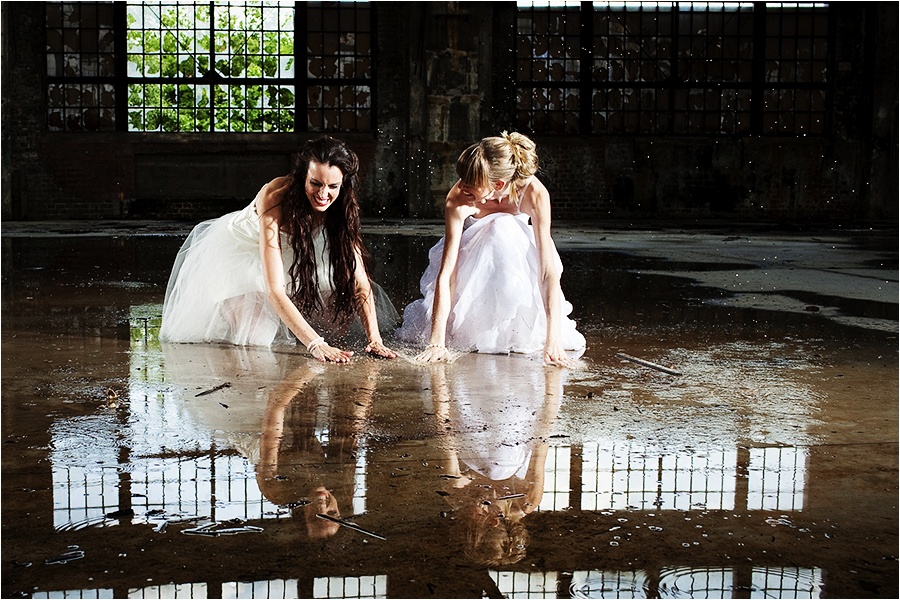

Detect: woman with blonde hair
[396, 131, 584, 366]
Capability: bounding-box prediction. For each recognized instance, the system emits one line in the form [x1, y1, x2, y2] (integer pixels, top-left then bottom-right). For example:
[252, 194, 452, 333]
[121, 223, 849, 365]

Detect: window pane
[517, 1, 829, 135]
[49, 2, 372, 133]
[46, 2, 118, 131]
[516, 2, 582, 135]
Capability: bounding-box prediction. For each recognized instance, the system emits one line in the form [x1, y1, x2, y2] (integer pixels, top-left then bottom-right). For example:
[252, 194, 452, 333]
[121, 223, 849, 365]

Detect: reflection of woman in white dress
[396, 132, 584, 366]
[256, 360, 379, 539]
[159, 137, 397, 362]
[429, 354, 564, 566]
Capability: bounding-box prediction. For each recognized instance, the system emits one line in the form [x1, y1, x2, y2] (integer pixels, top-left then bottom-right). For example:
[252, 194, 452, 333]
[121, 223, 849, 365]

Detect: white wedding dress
[395, 211, 585, 355]
[160, 194, 397, 346]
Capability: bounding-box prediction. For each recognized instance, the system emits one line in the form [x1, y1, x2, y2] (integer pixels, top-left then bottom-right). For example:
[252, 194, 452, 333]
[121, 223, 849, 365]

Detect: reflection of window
[656, 567, 823, 599]
[32, 589, 116, 599]
[45, 1, 373, 133]
[312, 575, 387, 600]
[48, 306, 286, 531]
[747, 446, 807, 511]
[492, 571, 559, 599]
[128, 582, 209, 599]
[581, 442, 809, 512]
[660, 450, 737, 511]
[130, 454, 280, 522]
[581, 443, 737, 511]
[657, 567, 734, 598]
[570, 570, 648, 599]
[752, 566, 823, 598]
[516, 2, 830, 135]
[51, 434, 121, 529]
[315, 406, 369, 516]
[540, 445, 571, 511]
[223, 580, 298, 599]
[50, 414, 285, 528]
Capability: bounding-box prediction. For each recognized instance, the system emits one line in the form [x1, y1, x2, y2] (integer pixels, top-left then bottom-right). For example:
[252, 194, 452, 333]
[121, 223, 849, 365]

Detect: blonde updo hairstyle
[456, 131, 539, 205]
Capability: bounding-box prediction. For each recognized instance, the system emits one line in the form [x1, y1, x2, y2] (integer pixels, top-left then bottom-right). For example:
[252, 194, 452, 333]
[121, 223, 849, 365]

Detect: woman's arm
[522, 183, 574, 367]
[416, 183, 470, 362]
[256, 363, 320, 496]
[257, 181, 353, 363]
[352, 246, 397, 358]
[521, 367, 563, 513]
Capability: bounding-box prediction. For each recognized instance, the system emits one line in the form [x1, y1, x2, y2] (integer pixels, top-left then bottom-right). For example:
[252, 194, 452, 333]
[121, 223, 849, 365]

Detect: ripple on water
[656, 565, 824, 599]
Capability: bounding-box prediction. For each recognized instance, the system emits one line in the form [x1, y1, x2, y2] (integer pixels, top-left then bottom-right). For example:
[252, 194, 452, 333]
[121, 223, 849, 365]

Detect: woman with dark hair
[256, 359, 380, 539]
[160, 136, 397, 362]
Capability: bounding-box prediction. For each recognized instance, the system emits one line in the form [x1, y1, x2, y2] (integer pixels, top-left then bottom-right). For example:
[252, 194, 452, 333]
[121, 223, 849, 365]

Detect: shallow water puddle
[2, 230, 896, 598]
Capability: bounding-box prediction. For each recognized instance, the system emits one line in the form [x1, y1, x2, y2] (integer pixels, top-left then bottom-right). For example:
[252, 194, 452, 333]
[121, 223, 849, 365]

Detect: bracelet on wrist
[306, 336, 326, 353]
[426, 343, 445, 349]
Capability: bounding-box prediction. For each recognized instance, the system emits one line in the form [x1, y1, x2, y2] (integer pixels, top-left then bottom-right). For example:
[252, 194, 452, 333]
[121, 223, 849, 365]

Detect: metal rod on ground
[615, 352, 682, 376]
[316, 513, 386, 540]
[497, 493, 525, 501]
[195, 382, 231, 397]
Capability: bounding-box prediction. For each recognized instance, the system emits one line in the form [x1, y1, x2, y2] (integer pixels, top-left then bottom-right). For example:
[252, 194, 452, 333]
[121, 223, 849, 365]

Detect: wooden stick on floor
[615, 352, 682, 376]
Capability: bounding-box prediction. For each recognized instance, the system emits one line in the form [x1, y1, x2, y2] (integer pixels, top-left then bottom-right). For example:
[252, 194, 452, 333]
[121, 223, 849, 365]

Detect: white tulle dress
[447, 354, 563, 480]
[160, 196, 397, 346]
[395, 212, 585, 355]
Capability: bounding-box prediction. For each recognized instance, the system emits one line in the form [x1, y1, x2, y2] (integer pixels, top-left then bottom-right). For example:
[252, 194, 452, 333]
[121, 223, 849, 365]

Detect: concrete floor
[2, 220, 897, 599]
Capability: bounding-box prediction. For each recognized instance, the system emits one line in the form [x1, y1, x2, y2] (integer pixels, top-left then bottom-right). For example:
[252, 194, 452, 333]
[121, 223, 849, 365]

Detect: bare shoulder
[444, 180, 465, 208]
[444, 180, 475, 220]
[521, 177, 552, 220]
[256, 176, 291, 213]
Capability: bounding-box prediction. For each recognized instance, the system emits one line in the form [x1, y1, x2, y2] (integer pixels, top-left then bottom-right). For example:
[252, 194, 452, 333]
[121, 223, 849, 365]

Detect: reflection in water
[581, 445, 739, 511]
[655, 566, 823, 599]
[37, 311, 826, 599]
[482, 567, 824, 599]
[431, 354, 568, 566]
[223, 579, 295, 599]
[32, 589, 116, 599]
[128, 582, 209, 599]
[569, 570, 646, 599]
[50, 343, 289, 531]
[491, 570, 559, 599]
[31, 577, 391, 600]
[255, 358, 380, 538]
[311, 576, 388, 600]
[428, 354, 565, 566]
[29, 565, 825, 600]
[580, 444, 807, 512]
[747, 446, 807, 511]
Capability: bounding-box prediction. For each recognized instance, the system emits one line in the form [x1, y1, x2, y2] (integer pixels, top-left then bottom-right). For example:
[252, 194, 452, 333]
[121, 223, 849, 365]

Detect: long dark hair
[280, 136, 365, 326]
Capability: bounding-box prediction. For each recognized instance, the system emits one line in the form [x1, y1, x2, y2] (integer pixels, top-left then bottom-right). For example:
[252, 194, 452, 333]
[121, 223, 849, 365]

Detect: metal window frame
[45, 1, 376, 133]
[515, 1, 834, 136]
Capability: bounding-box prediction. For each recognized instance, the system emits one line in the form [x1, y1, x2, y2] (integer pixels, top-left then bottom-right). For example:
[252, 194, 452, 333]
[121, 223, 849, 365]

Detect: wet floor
[2, 222, 897, 599]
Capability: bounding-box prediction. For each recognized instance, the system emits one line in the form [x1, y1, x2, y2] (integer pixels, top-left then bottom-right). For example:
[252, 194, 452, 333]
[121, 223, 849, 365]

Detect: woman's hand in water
[310, 342, 354, 363]
[414, 344, 451, 363]
[365, 340, 397, 359]
[543, 340, 575, 368]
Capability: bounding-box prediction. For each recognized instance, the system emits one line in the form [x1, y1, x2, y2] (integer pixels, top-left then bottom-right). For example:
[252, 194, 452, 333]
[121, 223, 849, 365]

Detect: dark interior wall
[1, 2, 896, 223]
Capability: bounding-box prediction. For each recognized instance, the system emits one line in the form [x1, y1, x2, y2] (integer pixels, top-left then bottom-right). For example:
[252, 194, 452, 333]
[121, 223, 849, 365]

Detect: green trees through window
[46, 1, 373, 133]
[126, 2, 296, 132]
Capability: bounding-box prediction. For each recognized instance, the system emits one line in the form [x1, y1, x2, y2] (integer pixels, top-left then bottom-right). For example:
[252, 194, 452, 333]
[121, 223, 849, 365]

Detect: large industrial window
[516, 1, 832, 136]
[45, 1, 374, 133]
[46, 2, 118, 132]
